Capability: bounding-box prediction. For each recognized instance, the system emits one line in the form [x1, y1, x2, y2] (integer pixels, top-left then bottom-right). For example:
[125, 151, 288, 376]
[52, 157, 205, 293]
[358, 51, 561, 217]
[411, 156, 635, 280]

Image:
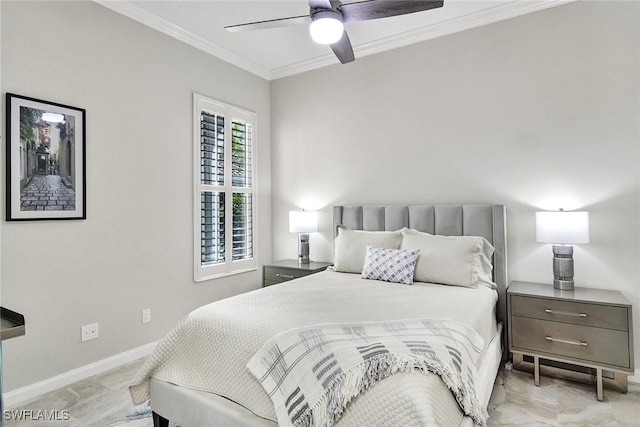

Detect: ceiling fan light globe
[309, 17, 344, 45]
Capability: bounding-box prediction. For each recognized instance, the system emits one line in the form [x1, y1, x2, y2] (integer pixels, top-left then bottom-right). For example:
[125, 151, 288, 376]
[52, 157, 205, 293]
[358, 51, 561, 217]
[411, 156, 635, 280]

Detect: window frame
[193, 93, 258, 282]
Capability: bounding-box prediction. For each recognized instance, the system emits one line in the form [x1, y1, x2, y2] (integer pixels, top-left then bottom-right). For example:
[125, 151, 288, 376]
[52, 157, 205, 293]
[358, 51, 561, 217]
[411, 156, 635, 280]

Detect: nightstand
[263, 260, 332, 287]
[508, 281, 634, 401]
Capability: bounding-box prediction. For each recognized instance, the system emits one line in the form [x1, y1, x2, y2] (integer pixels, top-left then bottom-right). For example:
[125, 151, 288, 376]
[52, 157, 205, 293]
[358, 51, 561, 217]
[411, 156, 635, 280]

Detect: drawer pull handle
[275, 274, 295, 279]
[545, 336, 588, 347]
[544, 308, 588, 318]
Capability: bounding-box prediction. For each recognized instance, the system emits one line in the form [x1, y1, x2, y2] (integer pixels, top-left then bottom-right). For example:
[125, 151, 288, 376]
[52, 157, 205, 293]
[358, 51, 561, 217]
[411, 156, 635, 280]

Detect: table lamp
[536, 209, 589, 291]
[289, 210, 318, 264]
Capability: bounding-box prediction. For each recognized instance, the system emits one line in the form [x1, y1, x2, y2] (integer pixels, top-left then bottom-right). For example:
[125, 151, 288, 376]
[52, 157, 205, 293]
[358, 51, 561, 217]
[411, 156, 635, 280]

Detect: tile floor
[4, 359, 640, 426]
[4, 359, 148, 427]
[487, 368, 640, 426]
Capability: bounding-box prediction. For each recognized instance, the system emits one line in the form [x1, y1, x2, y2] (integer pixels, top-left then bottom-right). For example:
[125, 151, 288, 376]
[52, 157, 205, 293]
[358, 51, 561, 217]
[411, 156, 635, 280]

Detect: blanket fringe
[296, 353, 487, 427]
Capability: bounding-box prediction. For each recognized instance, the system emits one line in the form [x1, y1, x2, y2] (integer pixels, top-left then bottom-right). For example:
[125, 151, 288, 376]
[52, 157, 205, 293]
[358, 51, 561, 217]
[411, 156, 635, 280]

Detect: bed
[131, 203, 508, 427]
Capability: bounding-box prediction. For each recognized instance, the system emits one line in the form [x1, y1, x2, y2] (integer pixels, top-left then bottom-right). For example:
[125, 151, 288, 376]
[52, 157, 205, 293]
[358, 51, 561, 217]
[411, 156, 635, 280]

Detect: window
[194, 94, 257, 282]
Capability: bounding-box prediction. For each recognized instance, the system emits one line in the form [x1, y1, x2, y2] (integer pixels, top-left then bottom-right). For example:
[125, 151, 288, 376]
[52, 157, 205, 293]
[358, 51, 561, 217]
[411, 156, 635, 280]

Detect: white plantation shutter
[232, 193, 253, 260]
[201, 191, 225, 265]
[231, 120, 254, 261]
[200, 111, 224, 186]
[194, 94, 257, 281]
[231, 121, 252, 188]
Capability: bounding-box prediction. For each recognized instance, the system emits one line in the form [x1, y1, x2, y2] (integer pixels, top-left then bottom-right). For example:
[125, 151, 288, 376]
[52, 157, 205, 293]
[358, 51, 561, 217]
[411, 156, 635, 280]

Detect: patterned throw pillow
[361, 246, 421, 285]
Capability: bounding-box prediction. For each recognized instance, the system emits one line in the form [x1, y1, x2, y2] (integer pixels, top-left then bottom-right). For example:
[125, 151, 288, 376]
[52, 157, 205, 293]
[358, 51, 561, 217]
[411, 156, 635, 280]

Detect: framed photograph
[6, 93, 86, 220]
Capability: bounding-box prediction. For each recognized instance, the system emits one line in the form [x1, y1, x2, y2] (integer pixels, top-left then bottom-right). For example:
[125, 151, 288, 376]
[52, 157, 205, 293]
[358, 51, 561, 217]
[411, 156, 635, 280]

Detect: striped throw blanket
[247, 318, 488, 427]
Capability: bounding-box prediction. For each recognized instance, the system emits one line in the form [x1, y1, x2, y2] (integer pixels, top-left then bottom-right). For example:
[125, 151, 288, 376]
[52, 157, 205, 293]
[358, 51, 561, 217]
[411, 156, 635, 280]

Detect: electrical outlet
[81, 323, 99, 342]
[142, 309, 151, 324]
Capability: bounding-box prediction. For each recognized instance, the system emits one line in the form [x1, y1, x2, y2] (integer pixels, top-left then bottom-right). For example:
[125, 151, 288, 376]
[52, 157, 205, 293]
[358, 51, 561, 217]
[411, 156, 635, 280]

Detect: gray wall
[1, 1, 271, 391]
[271, 1, 640, 372]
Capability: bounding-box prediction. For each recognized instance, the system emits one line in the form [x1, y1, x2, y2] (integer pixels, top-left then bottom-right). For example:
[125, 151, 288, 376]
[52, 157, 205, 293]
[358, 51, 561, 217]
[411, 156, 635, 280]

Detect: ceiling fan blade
[330, 31, 355, 64]
[340, 0, 444, 23]
[308, 0, 333, 10]
[225, 15, 311, 32]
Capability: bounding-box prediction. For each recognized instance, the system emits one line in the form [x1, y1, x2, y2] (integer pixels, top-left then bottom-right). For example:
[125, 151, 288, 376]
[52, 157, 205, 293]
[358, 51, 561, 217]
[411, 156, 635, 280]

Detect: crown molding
[357, 0, 577, 59]
[272, 0, 576, 80]
[94, 0, 272, 80]
[95, 0, 574, 82]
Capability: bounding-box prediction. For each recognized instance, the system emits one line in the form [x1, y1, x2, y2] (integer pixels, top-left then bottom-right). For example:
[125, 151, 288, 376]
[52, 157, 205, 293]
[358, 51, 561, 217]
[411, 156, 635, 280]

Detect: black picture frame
[6, 93, 86, 220]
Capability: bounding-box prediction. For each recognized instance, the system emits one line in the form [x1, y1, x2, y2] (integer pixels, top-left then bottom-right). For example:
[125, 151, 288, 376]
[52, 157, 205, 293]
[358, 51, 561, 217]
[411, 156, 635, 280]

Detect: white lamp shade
[536, 211, 589, 244]
[289, 210, 318, 233]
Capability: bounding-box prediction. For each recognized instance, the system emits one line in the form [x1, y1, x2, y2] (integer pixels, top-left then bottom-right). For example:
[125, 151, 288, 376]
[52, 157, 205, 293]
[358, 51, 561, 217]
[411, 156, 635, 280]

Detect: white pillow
[332, 227, 402, 274]
[361, 246, 421, 285]
[399, 228, 495, 288]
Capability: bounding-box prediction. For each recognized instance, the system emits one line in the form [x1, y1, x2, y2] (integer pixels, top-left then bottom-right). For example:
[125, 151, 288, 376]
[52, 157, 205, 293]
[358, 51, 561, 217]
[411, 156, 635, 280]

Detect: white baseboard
[629, 369, 640, 384]
[3, 341, 157, 409]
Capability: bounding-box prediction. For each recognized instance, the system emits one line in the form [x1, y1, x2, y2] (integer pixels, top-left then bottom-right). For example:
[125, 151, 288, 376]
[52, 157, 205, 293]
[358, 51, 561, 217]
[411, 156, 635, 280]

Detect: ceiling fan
[225, 0, 444, 64]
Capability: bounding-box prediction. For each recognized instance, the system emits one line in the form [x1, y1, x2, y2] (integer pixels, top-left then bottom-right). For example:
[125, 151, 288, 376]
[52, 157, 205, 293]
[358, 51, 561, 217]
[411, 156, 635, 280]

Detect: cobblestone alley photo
[7, 93, 85, 220]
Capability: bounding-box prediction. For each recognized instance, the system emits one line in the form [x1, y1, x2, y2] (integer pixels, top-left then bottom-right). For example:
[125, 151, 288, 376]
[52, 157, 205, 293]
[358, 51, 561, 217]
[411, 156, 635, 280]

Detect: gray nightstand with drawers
[263, 260, 332, 287]
[508, 281, 634, 401]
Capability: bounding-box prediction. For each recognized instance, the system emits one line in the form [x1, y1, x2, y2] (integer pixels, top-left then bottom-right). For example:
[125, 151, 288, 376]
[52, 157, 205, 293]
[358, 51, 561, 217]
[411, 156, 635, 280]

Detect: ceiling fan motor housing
[310, 8, 344, 23]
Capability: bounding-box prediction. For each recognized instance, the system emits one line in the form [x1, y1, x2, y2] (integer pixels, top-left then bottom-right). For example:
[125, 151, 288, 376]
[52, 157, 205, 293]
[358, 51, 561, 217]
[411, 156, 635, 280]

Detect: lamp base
[552, 245, 575, 291]
[553, 279, 575, 291]
[298, 233, 310, 264]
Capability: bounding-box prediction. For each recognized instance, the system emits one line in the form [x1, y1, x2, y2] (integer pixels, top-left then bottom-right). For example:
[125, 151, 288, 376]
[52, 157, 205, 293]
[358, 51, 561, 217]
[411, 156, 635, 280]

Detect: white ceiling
[97, 0, 573, 80]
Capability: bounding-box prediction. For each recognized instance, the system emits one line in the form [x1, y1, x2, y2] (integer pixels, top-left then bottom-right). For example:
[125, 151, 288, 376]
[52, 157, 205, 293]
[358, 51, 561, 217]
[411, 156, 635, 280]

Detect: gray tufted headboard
[333, 204, 508, 353]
